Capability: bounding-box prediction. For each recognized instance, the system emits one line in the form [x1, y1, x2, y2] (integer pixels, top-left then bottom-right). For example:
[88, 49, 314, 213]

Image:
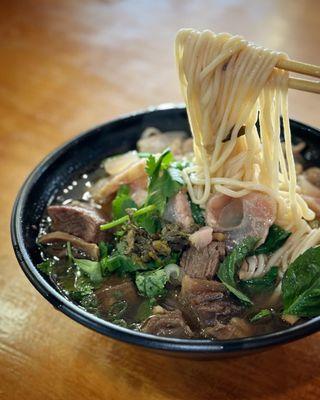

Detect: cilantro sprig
[100, 149, 184, 232]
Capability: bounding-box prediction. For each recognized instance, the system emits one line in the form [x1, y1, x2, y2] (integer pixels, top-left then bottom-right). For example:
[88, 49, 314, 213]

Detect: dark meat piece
[141, 309, 193, 338]
[48, 202, 106, 243]
[95, 276, 140, 318]
[203, 318, 253, 340]
[180, 276, 242, 328]
[163, 191, 194, 232]
[38, 231, 99, 260]
[180, 241, 225, 280]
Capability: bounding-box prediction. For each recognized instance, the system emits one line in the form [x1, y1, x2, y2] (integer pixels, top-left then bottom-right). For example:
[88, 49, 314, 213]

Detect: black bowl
[11, 104, 320, 358]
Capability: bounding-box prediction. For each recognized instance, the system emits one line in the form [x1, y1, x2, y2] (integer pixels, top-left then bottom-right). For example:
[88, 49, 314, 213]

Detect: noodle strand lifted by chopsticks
[175, 28, 317, 268]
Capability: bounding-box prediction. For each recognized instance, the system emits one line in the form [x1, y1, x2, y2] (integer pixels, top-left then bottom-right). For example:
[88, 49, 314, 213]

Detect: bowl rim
[11, 103, 320, 353]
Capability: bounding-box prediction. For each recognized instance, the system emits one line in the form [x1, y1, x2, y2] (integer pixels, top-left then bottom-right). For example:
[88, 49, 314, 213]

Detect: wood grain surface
[1, 1, 320, 399]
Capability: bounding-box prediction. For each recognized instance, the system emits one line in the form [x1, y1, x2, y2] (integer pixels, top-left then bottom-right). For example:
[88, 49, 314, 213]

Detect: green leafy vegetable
[145, 149, 184, 215]
[282, 247, 320, 317]
[135, 269, 169, 298]
[241, 266, 279, 295]
[54, 265, 97, 311]
[67, 241, 102, 283]
[134, 211, 161, 234]
[100, 149, 184, 232]
[189, 200, 205, 226]
[112, 185, 137, 219]
[68, 276, 95, 302]
[99, 241, 112, 259]
[100, 254, 144, 275]
[78, 292, 98, 313]
[217, 237, 259, 305]
[250, 309, 273, 323]
[37, 259, 55, 275]
[255, 225, 291, 255]
[73, 258, 102, 284]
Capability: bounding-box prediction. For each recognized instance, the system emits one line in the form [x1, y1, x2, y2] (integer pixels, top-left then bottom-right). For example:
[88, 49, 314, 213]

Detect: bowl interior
[11, 105, 320, 354]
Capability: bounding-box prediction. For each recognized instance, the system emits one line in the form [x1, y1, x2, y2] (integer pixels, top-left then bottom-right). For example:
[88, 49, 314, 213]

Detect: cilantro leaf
[68, 275, 95, 302]
[99, 241, 112, 259]
[37, 259, 55, 275]
[134, 212, 161, 234]
[73, 258, 102, 284]
[145, 153, 157, 177]
[100, 254, 145, 275]
[135, 269, 169, 298]
[67, 241, 102, 284]
[145, 149, 184, 215]
[112, 185, 137, 219]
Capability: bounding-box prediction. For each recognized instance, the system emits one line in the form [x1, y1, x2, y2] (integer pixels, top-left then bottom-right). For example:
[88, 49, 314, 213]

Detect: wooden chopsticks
[276, 58, 320, 94]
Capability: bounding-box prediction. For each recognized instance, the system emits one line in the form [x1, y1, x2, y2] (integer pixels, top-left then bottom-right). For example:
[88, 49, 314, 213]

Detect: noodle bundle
[175, 29, 317, 268]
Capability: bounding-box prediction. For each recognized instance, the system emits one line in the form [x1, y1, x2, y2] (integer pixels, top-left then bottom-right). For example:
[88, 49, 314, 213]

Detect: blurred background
[1, 1, 320, 400]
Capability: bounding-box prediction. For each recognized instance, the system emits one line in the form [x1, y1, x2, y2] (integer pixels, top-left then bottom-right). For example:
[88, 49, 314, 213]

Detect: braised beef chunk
[96, 276, 140, 318]
[48, 202, 106, 243]
[181, 241, 225, 280]
[180, 276, 242, 328]
[203, 318, 252, 340]
[142, 309, 193, 338]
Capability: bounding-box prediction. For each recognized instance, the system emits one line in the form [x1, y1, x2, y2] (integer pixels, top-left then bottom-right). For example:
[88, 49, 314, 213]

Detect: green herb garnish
[255, 225, 291, 255]
[145, 149, 184, 214]
[250, 309, 273, 323]
[67, 242, 102, 283]
[100, 149, 184, 232]
[189, 200, 205, 226]
[282, 247, 320, 317]
[217, 237, 259, 305]
[135, 269, 169, 298]
[73, 258, 102, 284]
[37, 259, 55, 275]
[112, 185, 137, 219]
[241, 266, 278, 295]
[100, 254, 144, 275]
[99, 241, 112, 258]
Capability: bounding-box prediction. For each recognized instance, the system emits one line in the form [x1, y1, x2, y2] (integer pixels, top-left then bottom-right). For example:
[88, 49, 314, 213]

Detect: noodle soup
[36, 29, 320, 340]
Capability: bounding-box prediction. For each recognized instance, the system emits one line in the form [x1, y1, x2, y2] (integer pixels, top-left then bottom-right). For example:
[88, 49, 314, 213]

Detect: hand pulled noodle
[175, 28, 317, 268]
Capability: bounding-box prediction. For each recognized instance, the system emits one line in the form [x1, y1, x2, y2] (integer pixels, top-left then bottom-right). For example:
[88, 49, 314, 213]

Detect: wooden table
[1, 1, 320, 399]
